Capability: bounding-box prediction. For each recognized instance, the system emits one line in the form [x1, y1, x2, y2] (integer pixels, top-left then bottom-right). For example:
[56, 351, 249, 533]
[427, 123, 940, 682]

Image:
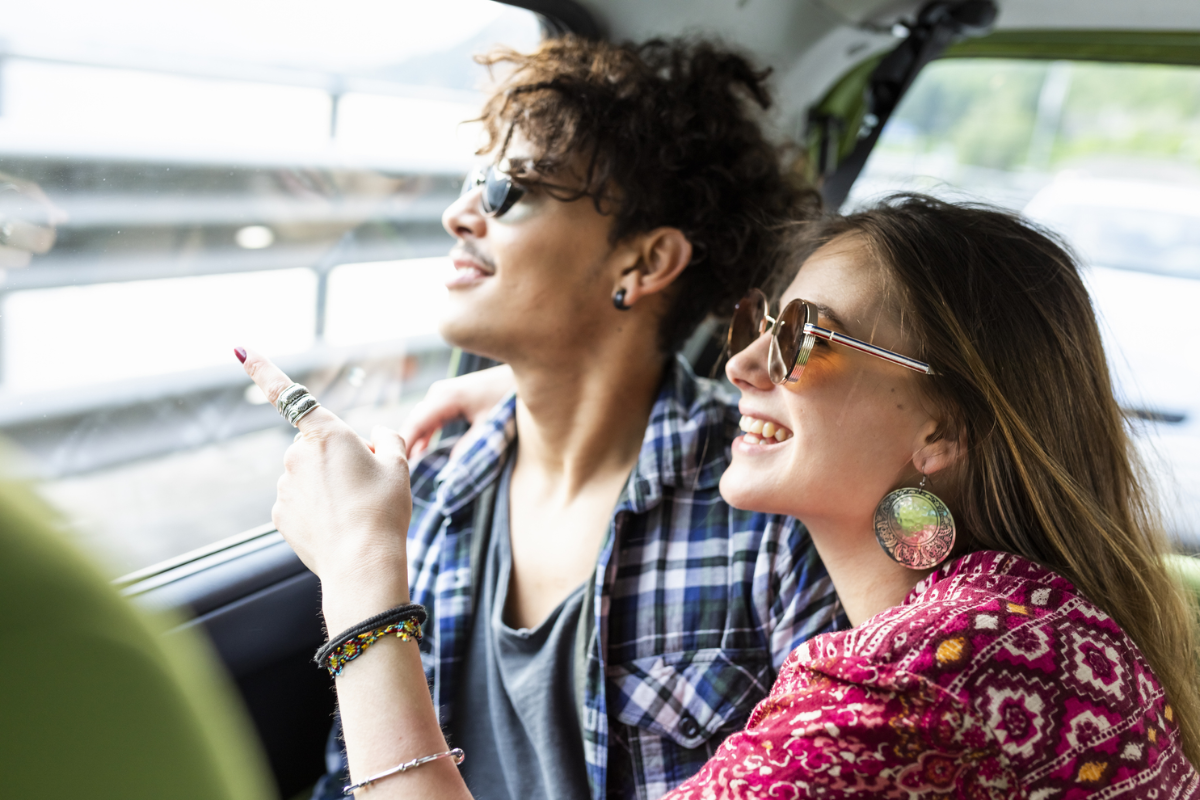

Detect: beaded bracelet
[315, 603, 427, 677]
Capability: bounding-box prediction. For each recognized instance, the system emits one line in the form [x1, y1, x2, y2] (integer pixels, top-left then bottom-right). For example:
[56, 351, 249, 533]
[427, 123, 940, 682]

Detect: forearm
[333, 637, 471, 799]
[235, 348, 471, 797]
[323, 582, 473, 800]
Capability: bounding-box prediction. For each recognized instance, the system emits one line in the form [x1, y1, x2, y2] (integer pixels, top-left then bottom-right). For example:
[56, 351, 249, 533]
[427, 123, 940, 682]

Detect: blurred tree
[880, 59, 1200, 173]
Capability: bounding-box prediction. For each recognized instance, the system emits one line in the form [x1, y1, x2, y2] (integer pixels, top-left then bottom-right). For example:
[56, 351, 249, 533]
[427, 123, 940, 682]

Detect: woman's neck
[808, 517, 933, 627]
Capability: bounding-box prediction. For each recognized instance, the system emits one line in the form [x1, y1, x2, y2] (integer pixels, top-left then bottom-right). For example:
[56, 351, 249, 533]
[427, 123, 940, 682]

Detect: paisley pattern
[662, 551, 1199, 799]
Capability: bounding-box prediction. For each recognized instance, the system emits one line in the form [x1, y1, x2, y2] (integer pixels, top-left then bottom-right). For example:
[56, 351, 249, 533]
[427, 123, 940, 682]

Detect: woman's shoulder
[795, 550, 1102, 671]
[783, 550, 1193, 796]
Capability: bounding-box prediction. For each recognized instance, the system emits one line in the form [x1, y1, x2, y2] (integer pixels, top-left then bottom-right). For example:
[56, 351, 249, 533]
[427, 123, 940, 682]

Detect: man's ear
[614, 227, 692, 305]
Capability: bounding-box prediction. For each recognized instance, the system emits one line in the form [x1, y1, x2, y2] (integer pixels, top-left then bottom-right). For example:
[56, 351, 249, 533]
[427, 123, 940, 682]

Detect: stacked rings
[276, 382, 321, 427]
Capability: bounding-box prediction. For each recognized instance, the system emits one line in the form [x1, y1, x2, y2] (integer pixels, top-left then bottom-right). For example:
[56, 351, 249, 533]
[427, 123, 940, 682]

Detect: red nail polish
[234, 347, 247, 363]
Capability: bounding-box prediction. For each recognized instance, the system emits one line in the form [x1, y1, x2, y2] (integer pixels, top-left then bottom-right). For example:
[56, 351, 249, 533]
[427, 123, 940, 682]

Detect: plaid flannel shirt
[317, 356, 841, 800]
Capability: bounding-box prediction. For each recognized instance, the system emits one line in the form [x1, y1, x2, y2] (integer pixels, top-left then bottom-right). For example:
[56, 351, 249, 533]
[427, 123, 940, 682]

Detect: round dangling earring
[873, 473, 956, 570]
[612, 288, 631, 311]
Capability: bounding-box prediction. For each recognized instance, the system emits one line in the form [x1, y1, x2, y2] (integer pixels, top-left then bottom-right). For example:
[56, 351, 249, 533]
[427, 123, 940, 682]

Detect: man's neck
[509, 345, 666, 500]
[499, 339, 668, 628]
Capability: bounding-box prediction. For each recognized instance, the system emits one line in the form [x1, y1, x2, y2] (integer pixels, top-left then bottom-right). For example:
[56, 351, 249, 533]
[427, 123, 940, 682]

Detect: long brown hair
[793, 193, 1200, 764]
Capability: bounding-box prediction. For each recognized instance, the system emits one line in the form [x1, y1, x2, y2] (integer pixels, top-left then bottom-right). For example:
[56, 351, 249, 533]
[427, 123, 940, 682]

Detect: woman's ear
[614, 227, 692, 304]
[913, 420, 967, 479]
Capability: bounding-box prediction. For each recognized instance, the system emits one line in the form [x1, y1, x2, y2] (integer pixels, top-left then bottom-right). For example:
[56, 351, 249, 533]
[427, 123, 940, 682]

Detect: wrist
[321, 562, 411, 634]
[323, 595, 410, 636]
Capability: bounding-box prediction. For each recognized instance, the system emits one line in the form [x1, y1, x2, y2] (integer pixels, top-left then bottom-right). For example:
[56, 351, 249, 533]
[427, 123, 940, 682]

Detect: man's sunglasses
[460, 162, 526, 218]
[727, 289, 934, 384]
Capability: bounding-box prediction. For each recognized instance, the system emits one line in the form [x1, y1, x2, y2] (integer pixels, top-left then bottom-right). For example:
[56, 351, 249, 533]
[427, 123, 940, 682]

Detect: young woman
[238, 194, 1199, 798]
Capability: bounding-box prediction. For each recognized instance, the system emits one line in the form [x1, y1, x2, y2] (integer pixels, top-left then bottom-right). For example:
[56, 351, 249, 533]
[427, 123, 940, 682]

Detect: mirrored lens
[481, 167, 509, 213]
[481, 166, 526, 217]
[460, 167, 485, 197]
[771, 299, 815, 384]
[728, 290, 767, 355]
[774, 300, 805, 369]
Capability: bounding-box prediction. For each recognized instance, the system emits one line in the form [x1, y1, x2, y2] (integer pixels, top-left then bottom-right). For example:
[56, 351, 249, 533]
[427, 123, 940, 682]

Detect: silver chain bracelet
[343, 748, 465, 795]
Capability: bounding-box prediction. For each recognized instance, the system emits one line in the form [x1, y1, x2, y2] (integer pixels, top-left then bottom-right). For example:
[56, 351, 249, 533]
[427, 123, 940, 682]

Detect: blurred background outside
[0, 0, 540, 574]
[852, 58, 1200, 548]
[2, 9, 1199, 575]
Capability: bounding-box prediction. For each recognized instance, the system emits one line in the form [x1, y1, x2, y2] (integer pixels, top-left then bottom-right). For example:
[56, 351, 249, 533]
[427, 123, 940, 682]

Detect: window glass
[0, 0, 541, 575]
[854, 58, 1200, 548]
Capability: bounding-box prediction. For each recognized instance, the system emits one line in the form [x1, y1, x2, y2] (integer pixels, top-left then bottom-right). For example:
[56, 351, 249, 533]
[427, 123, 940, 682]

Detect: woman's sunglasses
[727, 289, 934, 384]
[460, 162, 526, 218]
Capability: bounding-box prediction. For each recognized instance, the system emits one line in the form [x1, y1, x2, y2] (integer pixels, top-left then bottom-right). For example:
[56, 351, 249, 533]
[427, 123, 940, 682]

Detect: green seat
[0, 478, 274, 800]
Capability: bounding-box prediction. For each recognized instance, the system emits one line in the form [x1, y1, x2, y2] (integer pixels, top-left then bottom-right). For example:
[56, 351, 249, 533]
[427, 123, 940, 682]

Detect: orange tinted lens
[728, 291, 766, 355]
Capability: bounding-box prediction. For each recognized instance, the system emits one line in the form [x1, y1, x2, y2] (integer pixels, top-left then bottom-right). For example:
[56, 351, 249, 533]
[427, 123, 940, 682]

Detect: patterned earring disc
[873, 487, 956, 570]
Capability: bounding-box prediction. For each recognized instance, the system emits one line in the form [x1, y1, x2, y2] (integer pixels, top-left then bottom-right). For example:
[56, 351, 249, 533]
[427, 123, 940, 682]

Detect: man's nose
[443, 189, 487, 240]
[726, 330, 775, 392]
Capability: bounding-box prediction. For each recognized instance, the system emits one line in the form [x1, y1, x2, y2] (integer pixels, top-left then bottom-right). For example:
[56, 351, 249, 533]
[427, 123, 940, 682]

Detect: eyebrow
[807, 301, 846, 330]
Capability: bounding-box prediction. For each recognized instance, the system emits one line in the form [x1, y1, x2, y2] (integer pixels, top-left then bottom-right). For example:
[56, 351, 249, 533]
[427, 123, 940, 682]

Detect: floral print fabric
[663, 550, 1198, 799]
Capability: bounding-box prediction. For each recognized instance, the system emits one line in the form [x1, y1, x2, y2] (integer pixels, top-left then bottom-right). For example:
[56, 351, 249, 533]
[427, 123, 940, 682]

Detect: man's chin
[436, 315, 504, 362]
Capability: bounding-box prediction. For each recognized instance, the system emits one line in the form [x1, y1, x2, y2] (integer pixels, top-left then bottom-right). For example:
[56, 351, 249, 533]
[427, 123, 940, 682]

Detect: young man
[312, 36, 839, 800]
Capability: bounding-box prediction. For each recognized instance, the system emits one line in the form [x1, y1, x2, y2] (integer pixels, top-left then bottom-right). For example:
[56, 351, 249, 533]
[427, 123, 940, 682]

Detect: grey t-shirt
[448, 456, 591, 800]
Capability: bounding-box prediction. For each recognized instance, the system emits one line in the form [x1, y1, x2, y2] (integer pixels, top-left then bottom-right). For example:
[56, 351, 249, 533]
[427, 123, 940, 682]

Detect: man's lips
[447, 251, 494, 287]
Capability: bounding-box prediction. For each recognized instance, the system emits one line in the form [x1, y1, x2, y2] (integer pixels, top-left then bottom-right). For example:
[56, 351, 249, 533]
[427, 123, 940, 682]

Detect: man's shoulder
[659, 355, 740, 427]
[636, 357, 742, 495]
[410, 393, 519, 510]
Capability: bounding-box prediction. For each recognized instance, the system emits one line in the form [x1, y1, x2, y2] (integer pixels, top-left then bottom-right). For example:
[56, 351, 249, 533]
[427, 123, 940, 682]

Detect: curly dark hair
[475, 35, 820, 353]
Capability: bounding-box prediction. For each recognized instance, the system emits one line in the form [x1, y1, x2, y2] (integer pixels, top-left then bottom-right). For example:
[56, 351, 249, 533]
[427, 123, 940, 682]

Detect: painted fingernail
[234, 347, 247, 363]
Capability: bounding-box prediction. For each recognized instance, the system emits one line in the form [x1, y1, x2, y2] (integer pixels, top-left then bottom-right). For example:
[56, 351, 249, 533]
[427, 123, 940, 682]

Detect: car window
[0, 0, 540, 575]
[853, 57, 1200, 548]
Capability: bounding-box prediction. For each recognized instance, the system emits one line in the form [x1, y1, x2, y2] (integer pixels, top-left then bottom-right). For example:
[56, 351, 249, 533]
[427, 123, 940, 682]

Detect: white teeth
[738, 415, 793, 444]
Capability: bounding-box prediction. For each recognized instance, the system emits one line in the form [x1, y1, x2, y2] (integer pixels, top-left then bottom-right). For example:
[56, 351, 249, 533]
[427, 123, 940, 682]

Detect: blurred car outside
[1023, 174, 1200, 547]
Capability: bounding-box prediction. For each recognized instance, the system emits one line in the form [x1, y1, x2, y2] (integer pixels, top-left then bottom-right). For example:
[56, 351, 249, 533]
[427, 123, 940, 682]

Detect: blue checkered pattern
[314, 356, 842, 800]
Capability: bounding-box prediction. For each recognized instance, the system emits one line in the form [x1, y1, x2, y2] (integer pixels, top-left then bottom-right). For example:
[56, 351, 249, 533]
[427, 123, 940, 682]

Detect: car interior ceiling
[114, 1, 1200, 797]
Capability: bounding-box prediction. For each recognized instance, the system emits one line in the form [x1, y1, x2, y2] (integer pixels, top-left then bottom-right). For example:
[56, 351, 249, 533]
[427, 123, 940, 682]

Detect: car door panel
[122, 530, 331, 798]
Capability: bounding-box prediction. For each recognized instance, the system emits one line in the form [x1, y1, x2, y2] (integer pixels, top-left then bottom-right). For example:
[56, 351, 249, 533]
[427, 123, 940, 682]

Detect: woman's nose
[726, 330, 774, 392]
[442, 189, 487, 239]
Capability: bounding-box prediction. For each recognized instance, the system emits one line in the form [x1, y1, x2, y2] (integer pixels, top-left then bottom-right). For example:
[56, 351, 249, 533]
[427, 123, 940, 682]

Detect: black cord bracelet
[314, 603, 427, 673]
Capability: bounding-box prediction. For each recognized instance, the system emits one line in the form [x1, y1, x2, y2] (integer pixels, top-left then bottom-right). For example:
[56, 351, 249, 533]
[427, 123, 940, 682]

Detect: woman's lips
[738, 414, 793, 445]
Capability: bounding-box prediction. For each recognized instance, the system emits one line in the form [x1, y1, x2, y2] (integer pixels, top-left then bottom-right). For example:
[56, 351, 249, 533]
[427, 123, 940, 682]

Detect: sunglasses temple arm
[804, 324, 934, 375]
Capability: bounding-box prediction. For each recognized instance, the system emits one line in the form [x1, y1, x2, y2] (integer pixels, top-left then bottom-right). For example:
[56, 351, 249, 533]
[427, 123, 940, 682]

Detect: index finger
[236, 346, 340, 433]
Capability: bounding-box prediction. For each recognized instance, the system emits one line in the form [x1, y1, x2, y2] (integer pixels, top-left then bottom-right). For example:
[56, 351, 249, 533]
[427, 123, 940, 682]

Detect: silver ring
[276, 382, 308, 414]
[275, 382, 321, 427]
[285, 394, 320, 426]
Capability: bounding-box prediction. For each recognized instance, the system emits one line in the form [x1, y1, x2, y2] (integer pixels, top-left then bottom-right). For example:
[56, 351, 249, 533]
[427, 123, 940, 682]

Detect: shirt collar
[433, 355, 735, 517]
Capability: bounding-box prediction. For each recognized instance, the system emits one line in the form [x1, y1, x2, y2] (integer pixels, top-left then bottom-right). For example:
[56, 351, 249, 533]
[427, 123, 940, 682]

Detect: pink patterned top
[662, 550, 1198, 799]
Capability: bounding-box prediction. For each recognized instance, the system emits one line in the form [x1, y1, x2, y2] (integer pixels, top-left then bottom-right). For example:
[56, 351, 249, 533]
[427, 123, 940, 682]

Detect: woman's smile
[736, 412, 794, 444]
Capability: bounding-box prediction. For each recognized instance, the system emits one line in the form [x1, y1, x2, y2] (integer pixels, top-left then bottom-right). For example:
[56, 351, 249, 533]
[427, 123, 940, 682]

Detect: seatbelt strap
[573, 563, 596, 727]
[469, 480, 498, 614]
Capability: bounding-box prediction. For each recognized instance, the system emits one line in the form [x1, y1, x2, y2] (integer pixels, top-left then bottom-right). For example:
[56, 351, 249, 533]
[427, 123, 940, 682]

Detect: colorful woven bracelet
[319, 617, 423, 677]
[315, 603, 427, 677]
